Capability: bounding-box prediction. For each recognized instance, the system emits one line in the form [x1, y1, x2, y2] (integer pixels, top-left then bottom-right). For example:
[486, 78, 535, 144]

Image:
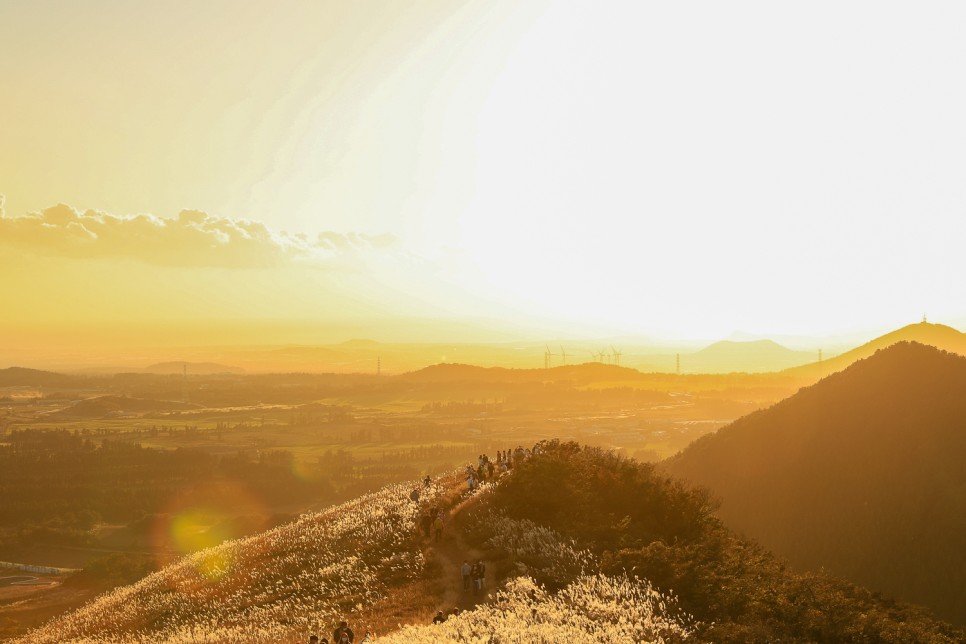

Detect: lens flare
[152, 480, 269, 573]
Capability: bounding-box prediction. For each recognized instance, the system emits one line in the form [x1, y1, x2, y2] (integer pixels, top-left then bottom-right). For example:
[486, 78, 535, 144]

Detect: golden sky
[2, 0, 966, 353]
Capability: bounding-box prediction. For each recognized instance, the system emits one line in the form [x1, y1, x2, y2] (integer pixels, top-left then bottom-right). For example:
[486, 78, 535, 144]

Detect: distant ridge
[142, 361, 244, 375]
[0, 367, 78, 388]
[665, 341, 966, 624]
[399, 361, 640, 384]
[786, 321, 966, 377]
[686, 339, 815, 373]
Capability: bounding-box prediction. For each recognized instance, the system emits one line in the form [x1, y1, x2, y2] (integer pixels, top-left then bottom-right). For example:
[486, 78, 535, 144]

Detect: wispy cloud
[0, 203, 397, 268]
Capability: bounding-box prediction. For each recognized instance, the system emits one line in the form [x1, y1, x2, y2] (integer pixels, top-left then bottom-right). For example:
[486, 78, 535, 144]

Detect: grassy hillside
[665, 342, 966, 625]
[19, 441, 963, 642]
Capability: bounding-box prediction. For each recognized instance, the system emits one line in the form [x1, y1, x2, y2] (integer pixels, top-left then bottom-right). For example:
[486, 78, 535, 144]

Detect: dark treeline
[0, 429, 447, 549]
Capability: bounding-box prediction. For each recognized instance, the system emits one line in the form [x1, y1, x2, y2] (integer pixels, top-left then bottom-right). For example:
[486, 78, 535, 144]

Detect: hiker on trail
[308, 636, 320, 644]
[467, 474, 476, 492]
[477, 463, 486, 483]
[410, 487, 420, 504]
[449, 607, 461, 619]
[470, 561, 481, 595]
[434, 513, 444, 542]
[475, 560, 486, 592]
[360, 630, 372, 643]
[420, 513, 432, 538]
[430, 506, 439, 520]
[461, 560, 471, 592]
[433, 610, 446, 624]
[424, 474, 431, 487]
[487, 460, 495, 479]
[332, 621, 353, 643]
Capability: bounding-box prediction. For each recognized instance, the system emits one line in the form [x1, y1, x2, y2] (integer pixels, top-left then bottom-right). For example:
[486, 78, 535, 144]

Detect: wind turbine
[559, 345, 569, 366]
[544, 345, 558, 369]
[611, 345, 623, 367]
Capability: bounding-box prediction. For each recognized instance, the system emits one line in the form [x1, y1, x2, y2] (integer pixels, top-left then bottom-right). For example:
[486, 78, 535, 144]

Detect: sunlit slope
[787, 321, 966, 378]
[665, 342, 966, 625]
[18, 467, 696, 644]
[16, 480, 444, 643]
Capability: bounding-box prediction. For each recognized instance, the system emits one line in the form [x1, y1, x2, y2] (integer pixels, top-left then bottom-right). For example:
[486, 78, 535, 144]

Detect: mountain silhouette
[664, 341, 966, 625]
[686, 339, 815, 373]
[0, 366, 79, 388]
[786, 321, 966, 378]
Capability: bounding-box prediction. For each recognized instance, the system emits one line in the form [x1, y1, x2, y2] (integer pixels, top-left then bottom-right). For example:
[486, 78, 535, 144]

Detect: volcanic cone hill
[787, 320, 966, 378]
[20, 440, 963, 643]
[664, 341, 966, 625]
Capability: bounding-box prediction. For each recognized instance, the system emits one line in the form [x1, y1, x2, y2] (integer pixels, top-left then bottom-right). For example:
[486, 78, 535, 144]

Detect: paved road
[0, 575, 38, 587]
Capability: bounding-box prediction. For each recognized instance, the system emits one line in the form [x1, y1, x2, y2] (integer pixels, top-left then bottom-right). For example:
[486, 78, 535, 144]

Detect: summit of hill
[786, 321, 966, 378]
[20, 441, 963, 643]
[664, 341, 966, 625]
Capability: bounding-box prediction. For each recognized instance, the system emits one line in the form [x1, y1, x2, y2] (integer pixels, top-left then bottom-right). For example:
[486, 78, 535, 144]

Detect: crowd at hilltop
[465, 445, 538, 492]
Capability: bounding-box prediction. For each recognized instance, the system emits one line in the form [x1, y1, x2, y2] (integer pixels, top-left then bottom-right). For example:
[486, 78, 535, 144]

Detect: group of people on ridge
[466, 446, 534, 491]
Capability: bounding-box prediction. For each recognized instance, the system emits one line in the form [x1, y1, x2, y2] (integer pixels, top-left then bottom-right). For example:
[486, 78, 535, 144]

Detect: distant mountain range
[3, 321, 965, 381]
[664, 341, 966, 625]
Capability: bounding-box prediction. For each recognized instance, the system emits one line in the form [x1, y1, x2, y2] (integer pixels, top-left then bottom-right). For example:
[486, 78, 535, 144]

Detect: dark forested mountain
[664, 341, 966, 625]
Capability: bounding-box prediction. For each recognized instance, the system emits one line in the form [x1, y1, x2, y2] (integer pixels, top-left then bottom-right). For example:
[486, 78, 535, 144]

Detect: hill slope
[0, 366, 81, 388]
[665, 342, 966, 625]
[787, 321, 966, 378]
[21, 442, 963, 643]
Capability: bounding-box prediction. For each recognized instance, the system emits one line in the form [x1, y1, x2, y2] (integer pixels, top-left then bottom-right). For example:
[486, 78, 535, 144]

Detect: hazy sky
[2, 0, 965, 346]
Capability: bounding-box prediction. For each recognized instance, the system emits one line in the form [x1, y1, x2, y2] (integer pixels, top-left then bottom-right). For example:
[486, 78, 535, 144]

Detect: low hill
[787, 321, 966, 378]
[0, 367, 80, 388]
[665, 342, 966, 625]
[685, 339, 816, 373]
[21, 442, 962, 643]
